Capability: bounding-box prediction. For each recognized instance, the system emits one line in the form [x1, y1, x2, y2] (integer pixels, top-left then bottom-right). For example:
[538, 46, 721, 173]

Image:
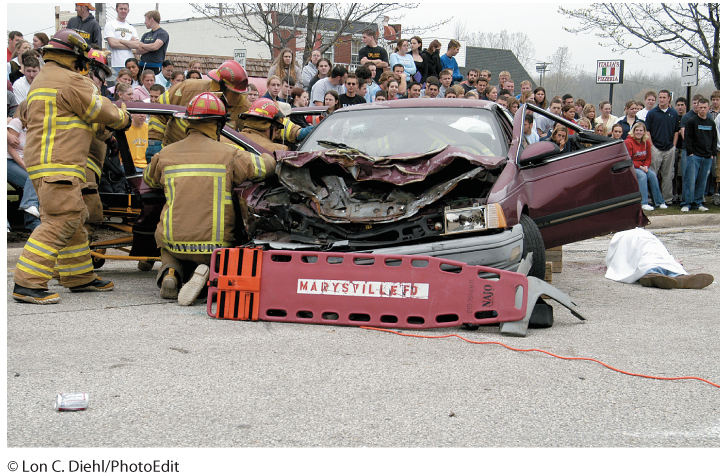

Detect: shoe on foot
[24, 206, 40, 218]
[70, 278, 114, 292]
[697, 206, 709, 211]
[639, 273, 678, 289]
[641, 204, 654, 211]
[12, 284, 61, 304]
[658, 204, 668, 209]
[160, 269, 180, 299]
[673, 273, 713, 289]
[680, 206, 690, 212]
[137, 260, 154, 272]
[178, 264, 209, 306]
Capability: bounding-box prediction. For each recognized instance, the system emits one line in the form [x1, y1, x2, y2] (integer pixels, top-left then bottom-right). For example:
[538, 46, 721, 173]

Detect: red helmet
[240, 98, 285, 124]
[208, 60, 249, 94]
[43, 28, 90, 58]
[174, 92, 228, 121]
[87, 49, 114, 79]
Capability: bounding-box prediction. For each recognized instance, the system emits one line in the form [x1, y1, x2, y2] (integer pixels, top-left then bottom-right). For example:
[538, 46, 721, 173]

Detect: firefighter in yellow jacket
[12, 29, 131, 304]
[143, 92, 276, 305]
[146, 60, 251, 157]
[238, 98, 313, 152]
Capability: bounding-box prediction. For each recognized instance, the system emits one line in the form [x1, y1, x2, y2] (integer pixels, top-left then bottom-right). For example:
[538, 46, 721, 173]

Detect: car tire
[520, 214, 546, 280]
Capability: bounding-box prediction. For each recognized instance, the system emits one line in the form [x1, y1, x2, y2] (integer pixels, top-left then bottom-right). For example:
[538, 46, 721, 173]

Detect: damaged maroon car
[237, 99, 648, 279]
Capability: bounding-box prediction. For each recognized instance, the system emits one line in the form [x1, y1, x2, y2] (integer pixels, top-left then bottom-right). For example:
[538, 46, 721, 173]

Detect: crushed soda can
[55, 393, 89, 411]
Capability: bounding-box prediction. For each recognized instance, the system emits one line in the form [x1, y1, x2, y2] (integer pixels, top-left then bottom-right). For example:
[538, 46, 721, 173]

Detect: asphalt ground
[4, 215, 722, 473]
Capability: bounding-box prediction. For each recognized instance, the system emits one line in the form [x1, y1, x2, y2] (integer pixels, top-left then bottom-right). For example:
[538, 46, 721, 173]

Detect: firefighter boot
[160, 269, 180, 300]
[178, 264, 209, 306]
[70, 278, 115, 292]
[12, 284, 61, 304]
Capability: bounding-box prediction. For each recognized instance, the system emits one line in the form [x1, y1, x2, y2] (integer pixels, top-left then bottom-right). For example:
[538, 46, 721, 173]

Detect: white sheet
[604, 228, 687, 283]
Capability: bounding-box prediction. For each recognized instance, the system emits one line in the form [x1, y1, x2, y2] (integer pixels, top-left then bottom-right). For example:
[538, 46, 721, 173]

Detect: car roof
[335, 98, 500, 113]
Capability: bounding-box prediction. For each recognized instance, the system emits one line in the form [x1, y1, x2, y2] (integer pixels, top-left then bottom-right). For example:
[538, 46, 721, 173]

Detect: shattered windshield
[299, 107, 507, 157]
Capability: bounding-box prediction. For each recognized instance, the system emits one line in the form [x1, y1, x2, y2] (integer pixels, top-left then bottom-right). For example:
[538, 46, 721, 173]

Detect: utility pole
[535, 62, 550, 87]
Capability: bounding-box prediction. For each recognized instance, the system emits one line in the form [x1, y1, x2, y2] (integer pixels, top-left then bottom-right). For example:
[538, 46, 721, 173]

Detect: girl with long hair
[532, 87, 548, 109]
[409, 36, 428, 84]
[421, 39, 443, 80]
[389, 39, 416, 82]
[268, 47, 302, 88]
[625, 122, 666, 210]
[125, 57, 140, 87]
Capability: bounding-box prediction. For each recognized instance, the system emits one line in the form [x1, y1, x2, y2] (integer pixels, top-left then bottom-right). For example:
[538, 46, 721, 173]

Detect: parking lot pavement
[6, 224, 719, 449]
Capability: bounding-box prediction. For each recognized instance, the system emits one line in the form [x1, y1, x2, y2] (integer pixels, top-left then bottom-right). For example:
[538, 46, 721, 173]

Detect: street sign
[596, 60, 624, 84]
[681, 56, 698, 87]
[234, 49, 247, 69]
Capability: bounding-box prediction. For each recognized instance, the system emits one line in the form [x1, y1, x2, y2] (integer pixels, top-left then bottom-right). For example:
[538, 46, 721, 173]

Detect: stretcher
[206, 247, 585, 337]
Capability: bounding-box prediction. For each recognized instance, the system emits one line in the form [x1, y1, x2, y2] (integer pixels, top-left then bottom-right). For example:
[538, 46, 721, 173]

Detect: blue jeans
[681, 155, 712, 208]
[146, 140, 162, 162]
[635, 167, 665, 206]
[7, 159, 41, 231]
[644, 267, 681, 278]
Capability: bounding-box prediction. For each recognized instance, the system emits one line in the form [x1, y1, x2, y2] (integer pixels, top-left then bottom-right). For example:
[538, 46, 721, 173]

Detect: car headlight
[443, 203, 507, 235]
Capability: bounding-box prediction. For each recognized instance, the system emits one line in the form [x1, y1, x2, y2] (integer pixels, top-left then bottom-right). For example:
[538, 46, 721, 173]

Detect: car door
[494, 104, 647, 249]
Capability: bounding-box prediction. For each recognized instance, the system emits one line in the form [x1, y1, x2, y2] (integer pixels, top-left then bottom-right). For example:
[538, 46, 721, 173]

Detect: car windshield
[299, 107, 507, 157]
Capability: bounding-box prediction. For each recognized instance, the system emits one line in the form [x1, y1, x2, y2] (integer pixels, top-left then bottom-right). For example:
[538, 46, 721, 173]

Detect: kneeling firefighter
[143, 92, 276, 305]
[238, 98, 314, 152]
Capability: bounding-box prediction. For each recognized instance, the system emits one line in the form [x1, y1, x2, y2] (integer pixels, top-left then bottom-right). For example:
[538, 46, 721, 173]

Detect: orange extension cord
[360, 326, 720, 388]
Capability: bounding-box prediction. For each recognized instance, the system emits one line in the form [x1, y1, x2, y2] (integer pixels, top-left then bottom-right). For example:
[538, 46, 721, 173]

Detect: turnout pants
[14, 177, 98, 290]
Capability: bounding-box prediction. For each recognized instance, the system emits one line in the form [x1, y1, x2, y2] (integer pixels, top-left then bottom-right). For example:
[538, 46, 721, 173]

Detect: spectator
[440, 40, 462, 82]
[507, 96, 520, 115]
[277, 75, 296, 103]
[300, 49, 321, 92]
[495, 94, 508, 107]
[562, 94, 574, 108]
[610, 124, 624, 140]
[385, 79, 400, 101]
[594, 101, 618, 133]
[7, 31, 23, 62]
[409, 36, 428, 84]
[7, 40, 31, 80]
[103, 3, 138, 72]
[625, 122, 666, 211]
[125, 112, 149, 172]
[7, 113, 41, 231]
[523, 114, 539, 145]
[268, 47, 303, 88]
[582, 118, 597, 132]
[323, 90, 341, 117]
[136, 10, 169, 74]
[562, 103, 577, 134]
[262, 75, 282, 100]
[289, 87, 309, 108]
[484, 85, 498, 102]
[582, 103, 597, 129]
[533, 87, 548, 110]
[340, 75, 367, 107]
[170, 70, 185, 86]
[464, 90, 479, 100]
[461, 68, 479, 92]
[246, 84, 259, 103]
[67, 3, 102, 48]
[379, 71, 405, 98]
[155, 60, 174, 89]
[444, 87, 457, 99]
[475, 76, 489, 99]
[645, 89, 680, 204]
[13, 55, 40, 104]
[114, 82, 134, 102]
[517, 80, 532, 100]
[355, 64, 376, 102]
[355, 77, 368, 98]
[133, 69, 156, 101]
[32, 33, 49, 49]
[375, 90, 388, 102]
[148, 83, 164, 103]
[497, 71, 511, 94]
[390, 64, 408, 97]
[452, 84, 465, 98]
[636, 90, 657, 121]
[504, 79, 515, 96]
[549, 124, 569, 152]
[389, 39, 416, 82]
[574, 98, 585, 119]
[308, 57, 331, 92]
[310, 65, 346, 106]
[424, 77, 440, 99]
[437, 69, 453, 98]
[186, 60, 202, 74]
[421, 40, 443, 81]
[681, 98, 718, 212]
[616, 100, 644, 140]
[407, 81, 422, 99]
[358, 29, 388, 83]
[519, 91, 534, 106]
[709, 90, 720, 119]
[535, 98, 562, 138]
[185, 70, 202, 80]
[125, 57, 140, 86]
[707, 91, 720, 197]
[674, 96, 688, 197]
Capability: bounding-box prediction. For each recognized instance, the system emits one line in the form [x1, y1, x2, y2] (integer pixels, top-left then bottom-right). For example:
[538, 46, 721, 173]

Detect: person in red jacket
[625, 122, 667, 211]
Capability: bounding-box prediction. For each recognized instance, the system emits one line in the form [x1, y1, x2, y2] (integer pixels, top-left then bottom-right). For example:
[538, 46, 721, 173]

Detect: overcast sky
[5, 2, 683, 77]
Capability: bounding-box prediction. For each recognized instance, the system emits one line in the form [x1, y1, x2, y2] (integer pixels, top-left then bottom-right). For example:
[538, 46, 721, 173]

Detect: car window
[299, 107, 507, 157]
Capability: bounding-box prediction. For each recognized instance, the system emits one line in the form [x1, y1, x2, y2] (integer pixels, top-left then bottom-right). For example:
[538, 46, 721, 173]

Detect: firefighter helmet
[240, 98, 285, 125]
[174, 92, 229, 121]
[208, 60, 249, 94]
[43, 28, 90, 58]
[87, 49, 114, 81]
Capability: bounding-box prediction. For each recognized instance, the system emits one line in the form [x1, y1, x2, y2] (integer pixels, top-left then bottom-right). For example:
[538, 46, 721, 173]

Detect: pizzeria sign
[596, 60, 625, 84]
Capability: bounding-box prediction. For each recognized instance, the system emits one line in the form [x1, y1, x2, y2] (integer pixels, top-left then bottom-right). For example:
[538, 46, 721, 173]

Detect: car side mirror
[519, 140, 560, 166]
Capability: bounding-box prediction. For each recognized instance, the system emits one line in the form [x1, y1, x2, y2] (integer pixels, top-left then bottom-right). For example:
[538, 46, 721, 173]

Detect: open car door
[495, 104, 647, 249]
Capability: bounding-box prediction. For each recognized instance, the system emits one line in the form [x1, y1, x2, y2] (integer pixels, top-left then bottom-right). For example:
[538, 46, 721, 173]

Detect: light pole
[535, 62, 550, 87]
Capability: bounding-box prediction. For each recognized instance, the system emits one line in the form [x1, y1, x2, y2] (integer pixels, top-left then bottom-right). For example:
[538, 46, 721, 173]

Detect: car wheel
[520, 214, 546, 280]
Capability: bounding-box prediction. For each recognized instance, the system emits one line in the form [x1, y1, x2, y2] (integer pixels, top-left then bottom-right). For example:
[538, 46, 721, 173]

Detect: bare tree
[191, 3, 450, 64]
[469, 30, 535, 69]
[560, 3, 720, 88]
[542, 46, 575, 95]
[452, 19, 468, 41]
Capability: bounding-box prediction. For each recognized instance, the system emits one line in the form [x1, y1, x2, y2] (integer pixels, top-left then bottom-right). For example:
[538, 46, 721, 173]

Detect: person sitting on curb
[605, 228, 713, 289]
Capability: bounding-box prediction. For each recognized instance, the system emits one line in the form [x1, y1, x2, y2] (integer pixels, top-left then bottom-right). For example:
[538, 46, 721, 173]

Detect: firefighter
[12, 29, 131, 304]
[238, 98, 313, 152]
[143, 92, 276, 305]
[146, 59, 252, 157]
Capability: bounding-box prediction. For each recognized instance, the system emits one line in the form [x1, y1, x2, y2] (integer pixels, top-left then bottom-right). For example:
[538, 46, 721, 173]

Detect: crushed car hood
[274, 146, 506, 224]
